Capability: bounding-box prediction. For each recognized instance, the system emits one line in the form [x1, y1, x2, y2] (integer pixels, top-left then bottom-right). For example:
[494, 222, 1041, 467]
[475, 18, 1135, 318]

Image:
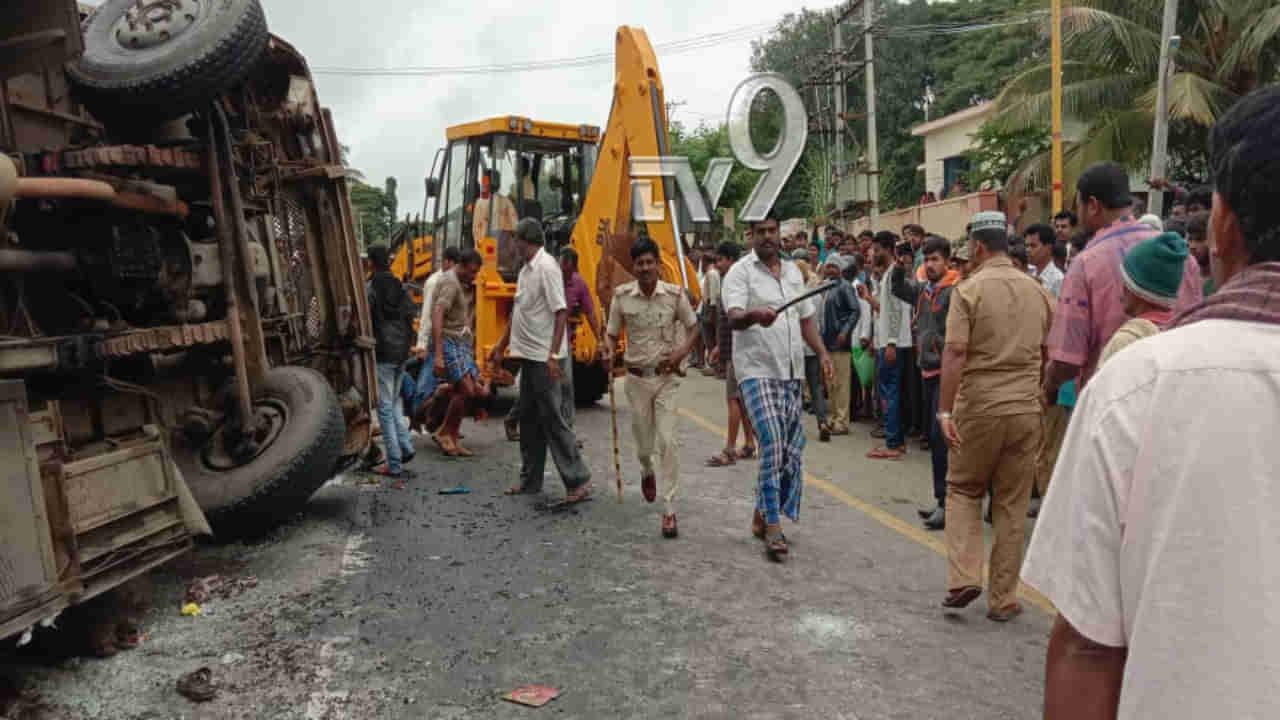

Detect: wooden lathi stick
[609, 360, 623, 503]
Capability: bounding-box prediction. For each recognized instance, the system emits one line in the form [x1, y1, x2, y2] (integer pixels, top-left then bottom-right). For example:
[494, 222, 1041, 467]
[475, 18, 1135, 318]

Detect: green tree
[348, 177, 399, 251]
[668, 120, 757, 225]
[992, 0, 1280, 200]
[962, 122, 1052, 189]
[748, 0, 1039, 215]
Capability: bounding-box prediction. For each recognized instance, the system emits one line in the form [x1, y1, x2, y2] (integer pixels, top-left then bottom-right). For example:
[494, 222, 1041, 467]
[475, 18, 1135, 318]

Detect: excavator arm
[571, 26, 701, 348]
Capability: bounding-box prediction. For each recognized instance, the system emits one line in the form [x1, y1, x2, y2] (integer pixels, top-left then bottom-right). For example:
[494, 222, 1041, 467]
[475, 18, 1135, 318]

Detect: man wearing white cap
[936, 211, 1055, 621]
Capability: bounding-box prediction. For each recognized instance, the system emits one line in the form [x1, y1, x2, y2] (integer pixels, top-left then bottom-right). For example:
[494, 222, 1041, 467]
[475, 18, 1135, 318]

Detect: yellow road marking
[679, 407, 1055, 616]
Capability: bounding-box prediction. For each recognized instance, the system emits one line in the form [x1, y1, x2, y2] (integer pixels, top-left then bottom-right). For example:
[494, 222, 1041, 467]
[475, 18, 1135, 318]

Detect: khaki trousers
[827, 351, 852, 431]
[1036, 404, 1069, 496]
[624, 374, 681, 513]
[945, 413, 1041, 612]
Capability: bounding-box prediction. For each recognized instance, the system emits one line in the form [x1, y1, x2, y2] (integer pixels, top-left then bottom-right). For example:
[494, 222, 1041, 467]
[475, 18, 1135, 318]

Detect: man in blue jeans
[891, 236, 959, 528]
[366, 245, 416, 478]
[868, 231, 914, 460]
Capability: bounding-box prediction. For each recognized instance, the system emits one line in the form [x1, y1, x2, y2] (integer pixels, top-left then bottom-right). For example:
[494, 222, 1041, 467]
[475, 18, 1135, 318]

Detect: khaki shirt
[472, 193, 518, 241]
[432, 269, 475, 342]
[946, 256, 1054, 417]
[607, 280, 697, 368]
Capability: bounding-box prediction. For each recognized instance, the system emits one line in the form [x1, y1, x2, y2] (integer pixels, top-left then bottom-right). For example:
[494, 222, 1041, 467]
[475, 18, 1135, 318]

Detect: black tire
[179, 366, 345, 538]
[67, 0, 269, 126]
[573, 360, 609, 408]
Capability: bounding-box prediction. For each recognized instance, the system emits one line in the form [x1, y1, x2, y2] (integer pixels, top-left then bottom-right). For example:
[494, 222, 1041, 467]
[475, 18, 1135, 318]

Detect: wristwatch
[936, 411, 953, 421]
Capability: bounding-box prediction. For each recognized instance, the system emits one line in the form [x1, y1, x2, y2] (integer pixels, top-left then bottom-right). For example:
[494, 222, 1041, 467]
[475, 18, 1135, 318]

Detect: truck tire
[180, 366, 345, 537]
[67, 0, 269, 126]
[573, 361, 609, 408]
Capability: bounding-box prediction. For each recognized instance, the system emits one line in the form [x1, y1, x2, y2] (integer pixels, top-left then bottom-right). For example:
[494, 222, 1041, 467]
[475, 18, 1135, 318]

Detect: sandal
[504, 484, 533, 496]
[942, 585, 983, 609]
[866, 447, 905, 460]
[563, 481, 594, 504]
[116, 622, 141, 650]
[764, 528, 788, 560]
[706, 449, 737, 467]
[176, 667, 217, 703]
[738, 445, 757, 460]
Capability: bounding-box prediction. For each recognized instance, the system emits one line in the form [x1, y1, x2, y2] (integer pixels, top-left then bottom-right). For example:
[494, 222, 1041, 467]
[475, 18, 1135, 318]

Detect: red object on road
[502, 685, 560, 708]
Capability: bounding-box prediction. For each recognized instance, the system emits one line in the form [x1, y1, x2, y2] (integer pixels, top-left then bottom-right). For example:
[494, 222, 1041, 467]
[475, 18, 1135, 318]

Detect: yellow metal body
[1050, 0, 1064, 212]
[390, 26, 700, 385]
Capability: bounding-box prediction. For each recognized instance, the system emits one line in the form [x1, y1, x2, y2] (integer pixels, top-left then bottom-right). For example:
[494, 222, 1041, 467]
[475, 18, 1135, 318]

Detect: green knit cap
[1121, 232, 1188, 308]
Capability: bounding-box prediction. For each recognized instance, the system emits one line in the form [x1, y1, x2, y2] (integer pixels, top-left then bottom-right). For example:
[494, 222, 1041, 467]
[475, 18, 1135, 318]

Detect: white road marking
[304, 530, 368, 719]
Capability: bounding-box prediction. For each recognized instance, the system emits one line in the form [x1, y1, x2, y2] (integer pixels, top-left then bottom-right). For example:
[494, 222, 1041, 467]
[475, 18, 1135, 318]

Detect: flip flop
[176, 667, 217, 703]
[764, 529, 788, 561]
[866, 447, 905, 460]
[706, 449, 737, 467]
[942, 585, 983, 609]
[562, 481, 593, 504]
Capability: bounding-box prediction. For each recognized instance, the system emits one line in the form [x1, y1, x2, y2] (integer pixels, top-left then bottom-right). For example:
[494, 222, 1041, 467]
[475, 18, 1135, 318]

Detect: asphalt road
[2, 372, 1052, 720]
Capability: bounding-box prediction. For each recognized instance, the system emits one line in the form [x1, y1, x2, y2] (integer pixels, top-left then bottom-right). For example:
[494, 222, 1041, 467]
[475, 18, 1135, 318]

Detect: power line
[311, 22, 773, 77]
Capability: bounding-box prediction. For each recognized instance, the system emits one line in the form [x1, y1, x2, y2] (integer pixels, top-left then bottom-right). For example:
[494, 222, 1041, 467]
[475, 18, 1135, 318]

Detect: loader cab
[427, 117, 600, 283]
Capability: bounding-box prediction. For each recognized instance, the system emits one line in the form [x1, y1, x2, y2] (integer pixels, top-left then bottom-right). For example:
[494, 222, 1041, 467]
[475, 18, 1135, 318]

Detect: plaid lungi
[739, 377, 806, 524]
[413, 337, 479, 414]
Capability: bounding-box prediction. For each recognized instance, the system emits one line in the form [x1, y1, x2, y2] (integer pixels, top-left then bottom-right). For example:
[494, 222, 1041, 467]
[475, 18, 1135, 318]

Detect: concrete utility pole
[1149, 0, 1180, 218]
[834, 12, 844, 218]
[863, 0, 879, 229]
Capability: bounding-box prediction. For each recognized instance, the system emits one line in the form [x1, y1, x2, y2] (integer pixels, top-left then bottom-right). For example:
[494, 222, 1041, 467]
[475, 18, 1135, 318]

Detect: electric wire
[312, 22, 773, 77]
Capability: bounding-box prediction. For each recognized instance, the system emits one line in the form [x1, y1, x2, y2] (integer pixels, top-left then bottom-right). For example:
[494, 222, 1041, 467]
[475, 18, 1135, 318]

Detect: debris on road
[184, 575, 260, 605]
[502, 684, 560, 708]
[439, 487, 471, 495]
[175, 667, 217, 703]
[181, 603, 201, 617]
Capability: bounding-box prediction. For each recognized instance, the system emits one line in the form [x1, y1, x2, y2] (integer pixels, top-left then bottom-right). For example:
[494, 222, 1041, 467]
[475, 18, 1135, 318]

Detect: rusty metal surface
[0, 381, 58, 614]
[96, 320, 229, 358]
[62, 438, 173, 535]
[62, 144, 203, 171]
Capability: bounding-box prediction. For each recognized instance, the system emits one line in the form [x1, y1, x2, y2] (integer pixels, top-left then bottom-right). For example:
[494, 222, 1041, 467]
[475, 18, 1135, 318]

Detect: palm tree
[990, 0, 1280, 202]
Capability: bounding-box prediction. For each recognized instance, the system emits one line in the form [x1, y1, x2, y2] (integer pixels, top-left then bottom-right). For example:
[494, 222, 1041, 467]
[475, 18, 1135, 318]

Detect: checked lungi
[413, 337, 479, 414]
[739, 377, 806, 525]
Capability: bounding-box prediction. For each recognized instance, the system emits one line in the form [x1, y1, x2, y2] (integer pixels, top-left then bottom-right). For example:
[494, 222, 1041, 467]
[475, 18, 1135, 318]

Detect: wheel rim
[113, 0, 202, 51]
[200, 398, 289, 472]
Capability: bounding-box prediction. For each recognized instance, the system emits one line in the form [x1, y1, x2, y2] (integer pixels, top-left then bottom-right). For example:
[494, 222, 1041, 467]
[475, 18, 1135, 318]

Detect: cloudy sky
[254, 0, 823, 217]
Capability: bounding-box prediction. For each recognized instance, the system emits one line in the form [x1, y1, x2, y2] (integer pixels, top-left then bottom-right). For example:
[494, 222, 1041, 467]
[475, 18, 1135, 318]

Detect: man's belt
[627, 365, 661, 378]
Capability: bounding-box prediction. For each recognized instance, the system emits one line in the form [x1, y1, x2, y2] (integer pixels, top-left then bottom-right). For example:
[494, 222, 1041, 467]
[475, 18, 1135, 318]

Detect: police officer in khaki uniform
[936, 211, 1054, 621]
[605, 238, 699, 539]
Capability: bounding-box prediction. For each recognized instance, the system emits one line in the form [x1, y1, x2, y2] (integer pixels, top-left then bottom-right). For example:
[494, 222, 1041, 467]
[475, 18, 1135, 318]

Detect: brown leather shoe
[662, 513, 678, 538]
[987, 604, 1023, 622]
[641, 471, 657, 503]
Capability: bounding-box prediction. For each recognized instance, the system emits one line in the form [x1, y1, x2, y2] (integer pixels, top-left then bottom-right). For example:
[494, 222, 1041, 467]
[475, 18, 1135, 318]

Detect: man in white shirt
[1021, 85, 1280, 720]
[1023, 224, 1065, 299]
[721, 213, 833, 562]
[700, 260, 721, 376]
[1022, 223, 1068, 518]
[867, 232, 914, 460]
[489, 219, 591, 502]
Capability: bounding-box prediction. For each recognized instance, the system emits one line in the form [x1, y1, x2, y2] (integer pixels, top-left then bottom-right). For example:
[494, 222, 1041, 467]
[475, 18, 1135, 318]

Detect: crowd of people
[362, 84, 1280, 720]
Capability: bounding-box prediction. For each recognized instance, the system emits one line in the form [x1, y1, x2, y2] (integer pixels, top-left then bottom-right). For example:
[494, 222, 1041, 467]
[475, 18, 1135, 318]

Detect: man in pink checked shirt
[1042, 163, 1203, 404]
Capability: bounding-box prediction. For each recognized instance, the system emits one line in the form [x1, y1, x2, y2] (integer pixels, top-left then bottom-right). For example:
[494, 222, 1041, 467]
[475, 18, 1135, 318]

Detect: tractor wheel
[67, 0, 269, 127]
[179, 366, 344, 538]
